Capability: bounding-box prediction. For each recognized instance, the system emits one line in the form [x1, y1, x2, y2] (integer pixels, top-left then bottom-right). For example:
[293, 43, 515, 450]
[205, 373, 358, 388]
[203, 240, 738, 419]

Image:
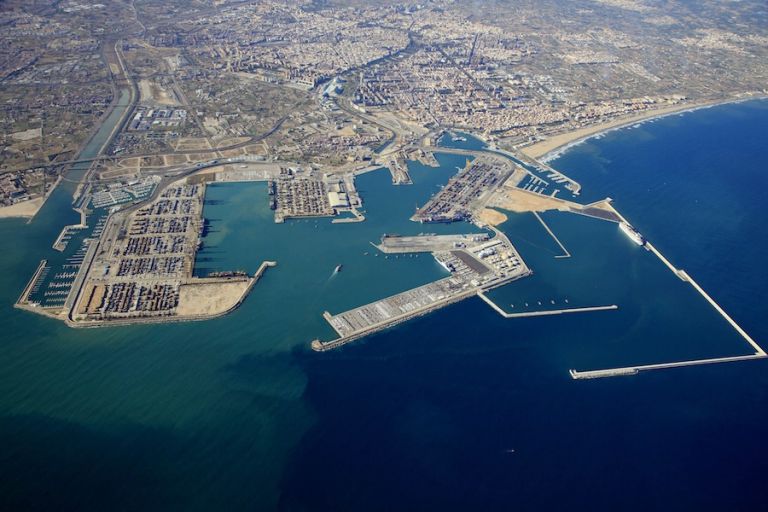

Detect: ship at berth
[619, 222, 645, 246]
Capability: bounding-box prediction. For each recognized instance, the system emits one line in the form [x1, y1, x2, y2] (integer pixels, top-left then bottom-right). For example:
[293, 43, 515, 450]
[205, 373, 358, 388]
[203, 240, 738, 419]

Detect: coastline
[520, 94, 767, 162]
[0, 175, 63, 221]
[0, 198, 45, 220]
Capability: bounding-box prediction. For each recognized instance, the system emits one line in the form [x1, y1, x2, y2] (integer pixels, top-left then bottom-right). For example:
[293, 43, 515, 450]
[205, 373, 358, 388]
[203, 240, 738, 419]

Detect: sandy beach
[0, 197, 44, 219]
[519, 96, 764, 161]
[478, 208, 508, 226]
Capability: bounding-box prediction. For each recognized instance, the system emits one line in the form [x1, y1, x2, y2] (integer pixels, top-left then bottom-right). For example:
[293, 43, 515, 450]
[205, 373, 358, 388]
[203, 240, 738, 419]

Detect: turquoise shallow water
[1, 100, 767, 510]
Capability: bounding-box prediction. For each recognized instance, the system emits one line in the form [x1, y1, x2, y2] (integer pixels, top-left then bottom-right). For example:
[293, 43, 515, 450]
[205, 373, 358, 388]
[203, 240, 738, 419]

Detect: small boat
[334, 264, 343, 273]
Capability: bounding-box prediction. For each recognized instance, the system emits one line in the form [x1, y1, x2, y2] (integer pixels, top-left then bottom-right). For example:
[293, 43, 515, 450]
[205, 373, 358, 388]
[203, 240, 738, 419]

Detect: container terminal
[312, 231, 531, 351]
[17, 173, 275, 327]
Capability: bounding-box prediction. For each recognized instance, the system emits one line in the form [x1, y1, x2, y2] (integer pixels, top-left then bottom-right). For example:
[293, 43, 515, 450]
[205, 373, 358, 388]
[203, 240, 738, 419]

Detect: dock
[15, 259, 48, 307]
[313, 277, 479, 351]
[313, 230, 531, 351]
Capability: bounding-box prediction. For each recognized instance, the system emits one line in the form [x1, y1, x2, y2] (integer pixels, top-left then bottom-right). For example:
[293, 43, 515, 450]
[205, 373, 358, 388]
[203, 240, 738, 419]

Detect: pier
[52, 224, 87, 252]
[15, 260, 48, 307]
[532, 212, 571, 258]
[477, 291, 617, 318]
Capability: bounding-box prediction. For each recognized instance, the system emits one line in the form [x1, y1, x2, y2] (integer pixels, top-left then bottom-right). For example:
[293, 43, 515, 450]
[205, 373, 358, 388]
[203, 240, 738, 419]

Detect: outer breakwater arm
[570, 207, 766, 379]
[477, 291, 617, 318]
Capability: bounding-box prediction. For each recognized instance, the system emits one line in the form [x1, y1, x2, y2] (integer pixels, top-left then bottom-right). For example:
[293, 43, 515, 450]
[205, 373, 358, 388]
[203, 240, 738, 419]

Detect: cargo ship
[619, 222, 645, 246]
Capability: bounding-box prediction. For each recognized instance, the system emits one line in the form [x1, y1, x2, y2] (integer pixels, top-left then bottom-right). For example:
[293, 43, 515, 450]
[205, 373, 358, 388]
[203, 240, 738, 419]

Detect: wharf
[384, 155, 412, 185]
[52, 224, 87, 252]
[331, 208, 366, 223]
[313, 279, 479, 352]
[313, 230, 530, 351]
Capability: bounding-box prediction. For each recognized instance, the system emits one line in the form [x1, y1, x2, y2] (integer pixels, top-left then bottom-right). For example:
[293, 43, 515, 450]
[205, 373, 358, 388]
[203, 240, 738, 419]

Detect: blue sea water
[278, 100, 768, 511]
[0, 100, 766, 510]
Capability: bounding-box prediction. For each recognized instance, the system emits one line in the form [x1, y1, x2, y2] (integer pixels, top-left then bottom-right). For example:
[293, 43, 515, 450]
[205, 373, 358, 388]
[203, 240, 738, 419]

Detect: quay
[312, 282, 479, 352]
[374, 233, 490, 254]
[313, 230, 531, 351]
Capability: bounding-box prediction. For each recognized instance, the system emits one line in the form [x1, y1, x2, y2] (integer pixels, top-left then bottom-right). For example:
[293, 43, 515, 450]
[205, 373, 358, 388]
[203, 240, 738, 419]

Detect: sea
[0, 99, 766, 511]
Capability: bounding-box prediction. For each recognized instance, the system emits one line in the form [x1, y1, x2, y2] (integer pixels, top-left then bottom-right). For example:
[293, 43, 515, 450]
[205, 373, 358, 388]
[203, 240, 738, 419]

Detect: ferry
[619, 222, 645, 246]
[334, 264, 343, 273]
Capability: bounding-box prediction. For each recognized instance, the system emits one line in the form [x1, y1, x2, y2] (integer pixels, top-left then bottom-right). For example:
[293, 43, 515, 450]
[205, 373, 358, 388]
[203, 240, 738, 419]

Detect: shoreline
[0, 174, 63, 221]
[520, 94, 767, 162]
